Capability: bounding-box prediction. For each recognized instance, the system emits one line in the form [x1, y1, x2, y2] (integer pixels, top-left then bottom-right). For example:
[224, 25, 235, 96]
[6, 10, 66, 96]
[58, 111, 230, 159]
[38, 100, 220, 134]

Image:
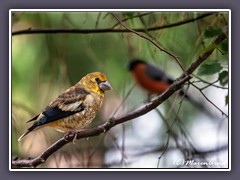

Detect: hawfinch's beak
[99, 81, 112, 91]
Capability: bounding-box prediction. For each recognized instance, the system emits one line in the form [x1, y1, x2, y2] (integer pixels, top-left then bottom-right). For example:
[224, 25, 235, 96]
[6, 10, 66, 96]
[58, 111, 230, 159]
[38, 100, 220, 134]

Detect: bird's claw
[64, 131, 77, 144]
[72, 132, 78, 144]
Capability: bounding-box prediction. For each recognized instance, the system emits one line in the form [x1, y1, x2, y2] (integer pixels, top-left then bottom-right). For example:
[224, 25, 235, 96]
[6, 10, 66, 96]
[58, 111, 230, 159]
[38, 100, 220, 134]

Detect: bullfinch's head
[128, 59, 147, 71]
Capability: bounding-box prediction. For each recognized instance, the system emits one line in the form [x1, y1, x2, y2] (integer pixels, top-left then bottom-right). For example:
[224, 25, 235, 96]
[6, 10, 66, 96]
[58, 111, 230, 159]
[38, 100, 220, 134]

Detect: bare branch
[190, 82, 228, 117]
[12, 12, 216, 36]
[193, 75, 228, 90]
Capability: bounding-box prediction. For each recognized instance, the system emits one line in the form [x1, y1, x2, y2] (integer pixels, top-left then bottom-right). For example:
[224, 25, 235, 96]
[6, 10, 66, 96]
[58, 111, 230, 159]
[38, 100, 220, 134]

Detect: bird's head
[128, 59, 147, 71]
[79, 72, 112, 96]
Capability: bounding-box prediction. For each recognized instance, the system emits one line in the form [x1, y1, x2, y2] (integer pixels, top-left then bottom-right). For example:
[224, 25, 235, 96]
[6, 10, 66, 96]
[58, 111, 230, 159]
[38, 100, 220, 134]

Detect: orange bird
[128, 59, 217, 118]
[128, 59, 186, 96]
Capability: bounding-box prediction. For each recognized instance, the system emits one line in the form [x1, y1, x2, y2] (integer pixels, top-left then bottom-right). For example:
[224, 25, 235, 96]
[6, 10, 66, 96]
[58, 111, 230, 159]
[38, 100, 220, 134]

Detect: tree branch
[191, 82, 228, 117]
[12, 31, 227, 168]
[192, 75, 228, 90]
[12, 12, 216, 36]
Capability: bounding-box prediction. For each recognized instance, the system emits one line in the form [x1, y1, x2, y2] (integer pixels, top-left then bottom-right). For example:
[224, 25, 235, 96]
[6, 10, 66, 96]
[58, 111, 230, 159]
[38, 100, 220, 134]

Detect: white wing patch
[59, 102, 82, 111]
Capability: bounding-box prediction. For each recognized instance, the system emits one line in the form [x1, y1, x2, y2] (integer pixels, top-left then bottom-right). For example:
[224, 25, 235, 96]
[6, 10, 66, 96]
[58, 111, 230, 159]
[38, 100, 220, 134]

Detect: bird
[128, 59, 186, 97]
[18, 72, 112, 143]
[128, 59, 217, 118]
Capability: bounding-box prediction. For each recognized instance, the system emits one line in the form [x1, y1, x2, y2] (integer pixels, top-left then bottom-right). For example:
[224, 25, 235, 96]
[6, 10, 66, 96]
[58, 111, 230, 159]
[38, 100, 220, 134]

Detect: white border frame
[9, 9, 231, 171]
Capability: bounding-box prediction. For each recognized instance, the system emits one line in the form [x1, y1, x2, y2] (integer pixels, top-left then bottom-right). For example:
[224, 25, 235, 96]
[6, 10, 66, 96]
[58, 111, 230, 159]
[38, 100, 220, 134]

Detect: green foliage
[197, 61, 223, 76]
[225, 94, 229, 105]
[197, 44, 218, 57]
[218, 70, 229, 86]
[204, 28, 223, 38]
[124, 12, 136, 18]
[219, 39, 228, 53]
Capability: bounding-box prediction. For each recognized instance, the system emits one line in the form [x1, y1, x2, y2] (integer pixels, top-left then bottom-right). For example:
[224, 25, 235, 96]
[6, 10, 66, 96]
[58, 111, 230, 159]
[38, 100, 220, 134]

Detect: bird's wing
[27, 85, 90, 128]
[145, 63, 174, 84]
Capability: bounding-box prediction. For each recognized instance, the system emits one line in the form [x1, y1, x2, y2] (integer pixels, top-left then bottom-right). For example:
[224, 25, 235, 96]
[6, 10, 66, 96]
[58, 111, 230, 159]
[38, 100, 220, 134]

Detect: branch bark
[12, 31, 227, 168]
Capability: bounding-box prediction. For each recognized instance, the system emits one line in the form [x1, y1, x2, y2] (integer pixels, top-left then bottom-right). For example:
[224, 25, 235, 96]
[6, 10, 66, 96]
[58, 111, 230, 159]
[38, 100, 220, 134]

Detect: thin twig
[127, 144, 228, 159]
[157, 131, 171, 168]
[155, 109, 181, 167]
[120, 123, 126, 166]
[111, 12, 153, 29]
[86, 134, 106, 167]
[110, 83, 135, 118]
[138, 15, 185, 72]
[190, 82, 228, 117]
[200, 79, 219, 90]
[157, 90, 190, 167]
[193, 75, 228, 90]
[95, 12, 102, 29]
[102, 143, 228, 168]
[110, 12, 186, 72]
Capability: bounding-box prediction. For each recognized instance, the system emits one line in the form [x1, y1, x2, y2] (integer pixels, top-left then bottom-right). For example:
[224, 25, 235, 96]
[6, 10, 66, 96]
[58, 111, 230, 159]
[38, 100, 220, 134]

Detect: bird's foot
[64, 131, 77, 144]
[72, 131, 80, 144]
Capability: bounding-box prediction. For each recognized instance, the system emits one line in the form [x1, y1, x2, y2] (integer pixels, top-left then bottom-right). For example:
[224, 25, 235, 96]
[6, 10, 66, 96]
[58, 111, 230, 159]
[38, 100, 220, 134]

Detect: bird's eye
[95, 77, 102, 84]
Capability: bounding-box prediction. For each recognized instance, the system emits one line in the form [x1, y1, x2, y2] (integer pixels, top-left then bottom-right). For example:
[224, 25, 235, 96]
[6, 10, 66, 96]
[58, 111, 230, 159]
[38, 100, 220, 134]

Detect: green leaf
[225, 95, 228, 105]
[218, 70, 229, 86]
[219, 39, 228, 53]
[197, 62, 223, 76]
[197, 44, 218, 57]
[124, 12, 135, 18]
[204, 28, 223, 38]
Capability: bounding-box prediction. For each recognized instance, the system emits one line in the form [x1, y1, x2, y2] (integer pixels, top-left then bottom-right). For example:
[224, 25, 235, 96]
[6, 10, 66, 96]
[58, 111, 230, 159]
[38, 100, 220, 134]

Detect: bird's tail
[18, 130, 31, 141]
[180, 90, 217, 119]
[18, 125, 38, 141]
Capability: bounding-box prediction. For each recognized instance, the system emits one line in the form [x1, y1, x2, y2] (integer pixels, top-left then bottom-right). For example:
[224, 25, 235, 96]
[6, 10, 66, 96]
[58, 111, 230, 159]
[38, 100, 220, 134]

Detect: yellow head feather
[79, 72, 112, 96]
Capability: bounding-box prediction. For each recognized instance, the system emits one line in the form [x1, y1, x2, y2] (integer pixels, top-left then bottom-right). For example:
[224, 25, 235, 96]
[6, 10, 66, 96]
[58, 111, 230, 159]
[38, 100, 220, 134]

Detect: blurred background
[11, 11, 229, 168]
